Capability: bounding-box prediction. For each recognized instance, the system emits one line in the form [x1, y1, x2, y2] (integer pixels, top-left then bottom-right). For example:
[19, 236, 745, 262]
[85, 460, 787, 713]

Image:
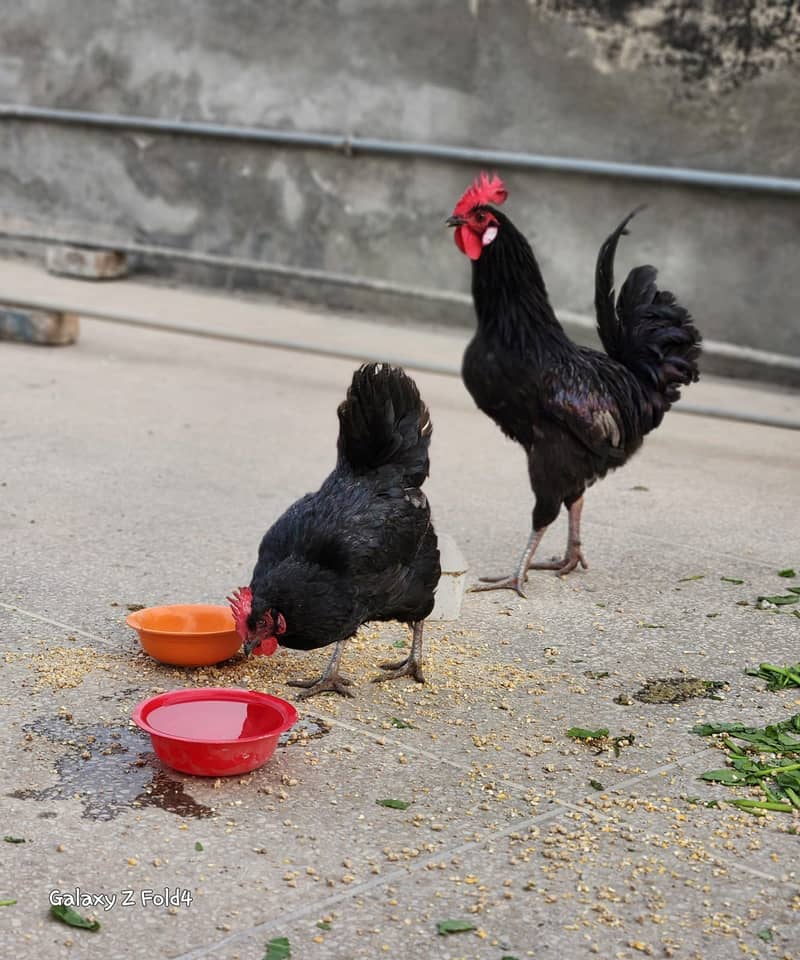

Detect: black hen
[449, 174, 701, 596]
[229, 363, 440, 697]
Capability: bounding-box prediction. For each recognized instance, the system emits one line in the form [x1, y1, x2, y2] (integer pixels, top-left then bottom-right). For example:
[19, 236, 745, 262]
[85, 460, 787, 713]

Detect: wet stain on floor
[11, 716, 212, 821]
[632, 678, 727, 704]
[9, 712, 330, 821]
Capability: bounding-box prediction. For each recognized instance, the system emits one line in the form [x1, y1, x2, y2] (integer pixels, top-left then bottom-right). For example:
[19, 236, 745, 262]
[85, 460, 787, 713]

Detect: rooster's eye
[474, 211, 485, 223]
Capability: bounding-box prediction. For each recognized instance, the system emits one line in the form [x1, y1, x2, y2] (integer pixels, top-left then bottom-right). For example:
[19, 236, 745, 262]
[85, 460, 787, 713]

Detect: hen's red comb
[452, 172, 508, 218]
[227, 586, 252, 636]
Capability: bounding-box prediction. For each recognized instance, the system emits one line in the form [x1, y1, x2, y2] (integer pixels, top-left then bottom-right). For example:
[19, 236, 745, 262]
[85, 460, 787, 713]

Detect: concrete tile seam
[167, 807, 569, 960]
[0, 601, 119, 647]
[166, 755, 715, 959]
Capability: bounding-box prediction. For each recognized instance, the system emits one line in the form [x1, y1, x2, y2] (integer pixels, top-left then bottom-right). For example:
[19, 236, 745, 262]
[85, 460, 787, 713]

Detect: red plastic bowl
[132, 688, 298, 776]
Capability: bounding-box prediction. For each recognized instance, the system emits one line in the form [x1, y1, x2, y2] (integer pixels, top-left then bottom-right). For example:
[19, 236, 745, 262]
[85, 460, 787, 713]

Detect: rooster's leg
[287, 639, 354, 699]
[373, 621, 425, 684]
[470, 528, 547, 598]
[529, 497, 588, 575]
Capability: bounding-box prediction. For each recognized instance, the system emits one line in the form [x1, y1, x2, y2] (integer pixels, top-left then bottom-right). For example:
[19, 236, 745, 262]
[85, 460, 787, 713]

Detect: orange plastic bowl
[126, 604, 242, 666]
[132, 687, 298, 776]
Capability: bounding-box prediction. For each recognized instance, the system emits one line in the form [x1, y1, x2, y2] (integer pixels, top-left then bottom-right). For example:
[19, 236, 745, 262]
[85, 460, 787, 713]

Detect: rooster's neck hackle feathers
[471, 210, 564, 350]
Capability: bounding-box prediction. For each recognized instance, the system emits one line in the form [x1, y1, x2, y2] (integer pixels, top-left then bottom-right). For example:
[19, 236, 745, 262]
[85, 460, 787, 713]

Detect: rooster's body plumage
[454, 188, 701, 594]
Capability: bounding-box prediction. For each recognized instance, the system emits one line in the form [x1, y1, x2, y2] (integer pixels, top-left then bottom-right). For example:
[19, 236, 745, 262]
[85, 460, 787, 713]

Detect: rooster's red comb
[452, 172, 508, 218]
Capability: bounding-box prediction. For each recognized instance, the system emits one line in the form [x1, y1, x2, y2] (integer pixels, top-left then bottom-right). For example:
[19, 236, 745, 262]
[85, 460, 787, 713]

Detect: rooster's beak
[446, 215, 465, 228]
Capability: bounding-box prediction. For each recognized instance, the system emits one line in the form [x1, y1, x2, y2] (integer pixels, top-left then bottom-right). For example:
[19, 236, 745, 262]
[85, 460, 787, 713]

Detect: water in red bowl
[132, 688, 298, 776]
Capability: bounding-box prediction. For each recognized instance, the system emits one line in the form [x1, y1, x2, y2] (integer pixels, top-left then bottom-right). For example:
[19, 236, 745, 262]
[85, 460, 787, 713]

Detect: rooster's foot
[287, 674, 354, 699]
[529, 545, 587, 576]
[470, 575, 527, 599]
[373, 656, 425, 684]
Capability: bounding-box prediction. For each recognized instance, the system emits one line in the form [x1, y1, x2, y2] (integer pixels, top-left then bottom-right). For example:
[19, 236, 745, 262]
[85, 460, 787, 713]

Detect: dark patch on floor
[8, 711, 331, 821]
[280, 715, 330, 745]
[10, 716, 213, 821]
[633, 678, 727, 704]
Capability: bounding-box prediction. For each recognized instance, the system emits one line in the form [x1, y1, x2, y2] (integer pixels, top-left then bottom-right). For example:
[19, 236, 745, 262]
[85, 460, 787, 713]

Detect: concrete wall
[0, 0, 798, 364]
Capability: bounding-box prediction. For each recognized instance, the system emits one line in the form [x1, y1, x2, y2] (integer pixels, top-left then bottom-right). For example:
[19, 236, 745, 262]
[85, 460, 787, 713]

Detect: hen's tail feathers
[337, 363, 432, 486]
[595, 208, 702, 429]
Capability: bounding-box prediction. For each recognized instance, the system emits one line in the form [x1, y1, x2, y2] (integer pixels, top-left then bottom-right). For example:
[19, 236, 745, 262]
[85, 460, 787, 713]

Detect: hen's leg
[470, 528, 548, 599]
[287, 639, 354, 699]
[529, 497, 588, 575]
[374, 621, 425, 684]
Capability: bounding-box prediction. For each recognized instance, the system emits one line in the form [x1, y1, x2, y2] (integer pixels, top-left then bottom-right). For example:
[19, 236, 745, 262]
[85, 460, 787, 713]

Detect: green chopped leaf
[678, 574, 705, 582]
[757, 928, 774, 943]
[436, 919, 476, 935]
[264, 937, 291, 960]
[0, 899, 16, 907]
[567, 726, 609, 740]
[376, 798, 410, 810]
[778, 569, 796, 578]
[501, 956, 521, 960]
[758, 594, 800, 606]
[194, 841, 204, 851]
[693, 713, 800, 814]
[389, 717, 414, 729]
[721, 577, 744, 584]
[706, 612, 720, 618]
[588, 779, 604, 791]
[584, 670, 609, 680]
[392, 640, 407, 649]
[630, 485, 649, 491]
[699, 768, 748, 785]
[691, 721, 749, 736]
[788, 586, 800, 595]
[50, 904, 101, 932]
[3, 836, 25, 843]
[745, 663, 800, 691]
[640, 623, 665, 629]
[316, 921, 331, 931]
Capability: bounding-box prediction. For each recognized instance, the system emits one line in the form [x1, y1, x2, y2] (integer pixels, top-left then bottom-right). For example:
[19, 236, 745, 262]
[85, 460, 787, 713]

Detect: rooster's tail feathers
[595, 209, 701, 428]
[337, 363, 432, 486]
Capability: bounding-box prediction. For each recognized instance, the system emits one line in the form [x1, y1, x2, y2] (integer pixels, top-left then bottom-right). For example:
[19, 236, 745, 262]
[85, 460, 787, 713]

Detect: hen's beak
[243, 637, 259, 657]
[446, 215, 465, 228]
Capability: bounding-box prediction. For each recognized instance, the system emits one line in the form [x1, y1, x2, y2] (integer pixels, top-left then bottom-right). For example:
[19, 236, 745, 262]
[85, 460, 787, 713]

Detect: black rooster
[448, 174, 701, 596]
[229, 363, 440, 697]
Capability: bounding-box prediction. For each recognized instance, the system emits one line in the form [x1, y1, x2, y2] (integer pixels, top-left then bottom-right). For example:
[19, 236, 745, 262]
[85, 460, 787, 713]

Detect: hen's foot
[373, 657, 425, 684]
[529, 543, 587, 576]
[470, 575, 527, 598]
[287, 674, 354, 699]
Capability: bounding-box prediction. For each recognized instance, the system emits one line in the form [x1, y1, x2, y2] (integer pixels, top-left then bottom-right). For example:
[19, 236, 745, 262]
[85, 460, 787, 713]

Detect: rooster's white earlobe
[482, 226, 498, 246]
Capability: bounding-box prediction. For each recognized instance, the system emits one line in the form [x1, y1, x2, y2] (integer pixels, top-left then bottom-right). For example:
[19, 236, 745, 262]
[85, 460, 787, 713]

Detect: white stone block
[429, 533, 468, 622]
[46, 245, 128, 280]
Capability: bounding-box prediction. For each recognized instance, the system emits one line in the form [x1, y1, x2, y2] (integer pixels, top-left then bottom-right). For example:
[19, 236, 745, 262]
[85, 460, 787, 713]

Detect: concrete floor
[1, 269, 799, 960]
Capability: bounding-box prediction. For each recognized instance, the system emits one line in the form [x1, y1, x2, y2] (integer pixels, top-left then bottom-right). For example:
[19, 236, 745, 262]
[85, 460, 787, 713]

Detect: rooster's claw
[470, 576, 527, 598]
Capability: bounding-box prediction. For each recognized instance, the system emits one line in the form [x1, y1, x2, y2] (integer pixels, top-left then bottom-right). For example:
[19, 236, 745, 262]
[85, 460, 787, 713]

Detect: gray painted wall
[0, 0, 798, 362]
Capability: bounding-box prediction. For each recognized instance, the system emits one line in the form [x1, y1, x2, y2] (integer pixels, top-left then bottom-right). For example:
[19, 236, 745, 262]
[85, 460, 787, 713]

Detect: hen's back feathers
[595, 209, 702, 429]
[337, 363, 432, 487]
